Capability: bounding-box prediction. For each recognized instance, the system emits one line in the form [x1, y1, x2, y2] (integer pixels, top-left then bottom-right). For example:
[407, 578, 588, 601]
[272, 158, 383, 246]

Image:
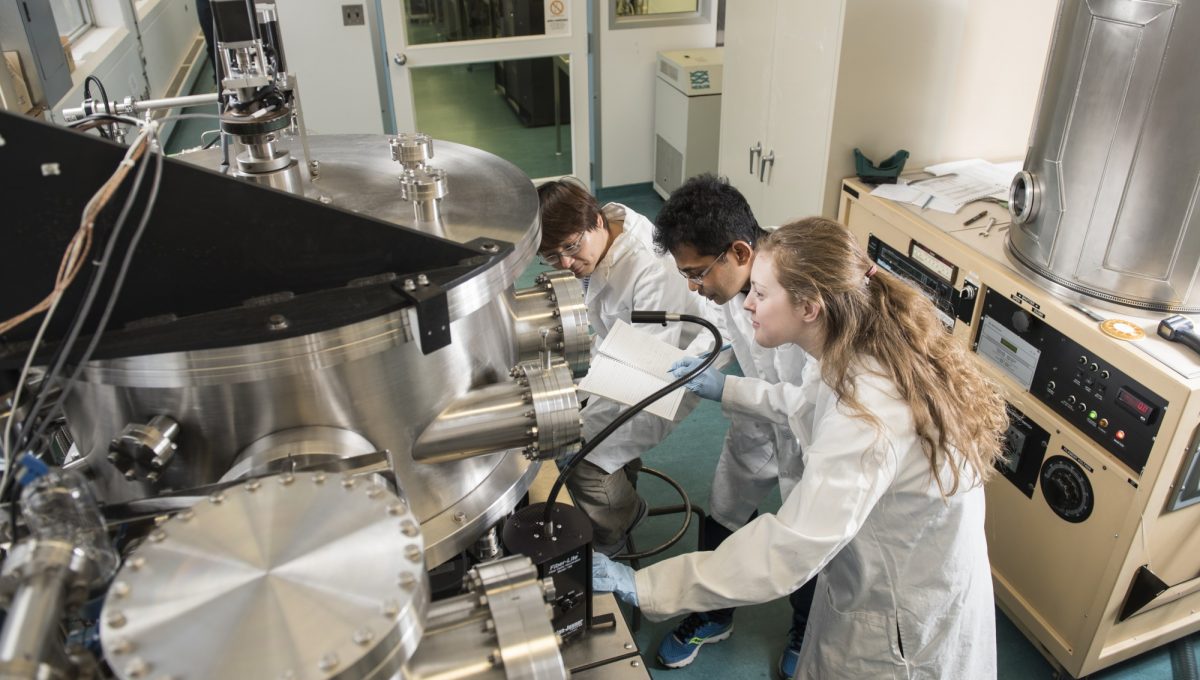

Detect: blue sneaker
[656, 613, 733, 668]
[777, 627, 804, 679]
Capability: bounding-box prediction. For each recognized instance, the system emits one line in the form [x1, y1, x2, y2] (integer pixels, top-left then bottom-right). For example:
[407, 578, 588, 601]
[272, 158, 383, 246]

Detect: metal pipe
[504, 272, 589, 375]
[62, 93, 220, 121]
[413, 360, 581, 464]
[0, 568, 68, 676]
[412, 382, 536, 463]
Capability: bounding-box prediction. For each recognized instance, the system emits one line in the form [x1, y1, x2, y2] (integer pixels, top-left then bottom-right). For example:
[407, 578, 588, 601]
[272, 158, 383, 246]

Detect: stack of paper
[578, 320, 689, 420]
[869, 159, 1022, 214]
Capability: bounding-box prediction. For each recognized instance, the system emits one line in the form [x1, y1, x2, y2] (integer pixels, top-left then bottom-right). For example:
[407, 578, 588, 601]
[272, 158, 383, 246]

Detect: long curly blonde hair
[761, 217, 1007, 495]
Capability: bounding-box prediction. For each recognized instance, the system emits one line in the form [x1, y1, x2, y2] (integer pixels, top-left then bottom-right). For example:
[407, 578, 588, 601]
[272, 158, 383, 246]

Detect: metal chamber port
[1006, 0, 1200, 313]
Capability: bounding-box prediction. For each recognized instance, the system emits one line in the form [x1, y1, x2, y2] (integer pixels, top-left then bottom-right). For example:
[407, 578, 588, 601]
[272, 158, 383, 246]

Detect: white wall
[822, 0, 1057, 212]
[598, 13, 715, 187]
[272, 0, 385, 134]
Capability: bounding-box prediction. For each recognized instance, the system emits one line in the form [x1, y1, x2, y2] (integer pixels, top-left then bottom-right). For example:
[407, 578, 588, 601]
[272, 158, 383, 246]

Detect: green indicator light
[1088, 410, 1098, 420]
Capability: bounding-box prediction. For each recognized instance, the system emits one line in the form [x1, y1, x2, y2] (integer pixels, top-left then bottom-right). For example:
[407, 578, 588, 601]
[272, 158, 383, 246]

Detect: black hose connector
[541, 311, 722, 529]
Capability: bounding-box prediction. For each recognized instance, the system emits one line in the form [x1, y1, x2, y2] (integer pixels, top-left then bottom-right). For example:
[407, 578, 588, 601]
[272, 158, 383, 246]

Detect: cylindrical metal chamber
[61, 136, 588, 566]
[1007, 0, 1200, 313]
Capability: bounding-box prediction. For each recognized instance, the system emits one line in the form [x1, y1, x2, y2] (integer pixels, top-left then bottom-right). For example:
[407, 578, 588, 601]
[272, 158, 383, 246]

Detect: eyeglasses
[539, 230, 588, 266]
[679, 250, 728, 285]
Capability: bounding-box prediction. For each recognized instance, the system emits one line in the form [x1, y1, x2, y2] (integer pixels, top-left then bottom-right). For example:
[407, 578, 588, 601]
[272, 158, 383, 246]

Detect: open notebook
[578, 319, 689, 420]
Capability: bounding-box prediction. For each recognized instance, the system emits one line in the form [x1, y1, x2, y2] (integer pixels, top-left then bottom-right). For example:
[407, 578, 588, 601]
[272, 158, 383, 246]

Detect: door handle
[759, 151, 775, 183]
[749, 142, 762, 175]
[394, 53, 408, 66]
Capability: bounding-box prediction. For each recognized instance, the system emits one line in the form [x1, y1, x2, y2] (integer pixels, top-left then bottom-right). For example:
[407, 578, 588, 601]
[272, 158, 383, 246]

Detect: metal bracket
[395, 278, 451, 354]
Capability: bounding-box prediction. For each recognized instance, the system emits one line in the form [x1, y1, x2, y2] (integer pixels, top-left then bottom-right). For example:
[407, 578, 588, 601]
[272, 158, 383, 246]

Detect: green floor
[522, 186, 1200, 680]
[411, 63, 572, 180]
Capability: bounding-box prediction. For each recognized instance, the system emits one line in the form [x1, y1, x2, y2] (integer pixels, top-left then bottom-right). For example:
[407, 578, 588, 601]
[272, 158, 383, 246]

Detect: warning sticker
[545, 0, 569, 35]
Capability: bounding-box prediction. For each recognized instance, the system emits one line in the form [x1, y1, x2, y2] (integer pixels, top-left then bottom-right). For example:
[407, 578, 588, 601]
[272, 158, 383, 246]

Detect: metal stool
[615, 466, 707, 633]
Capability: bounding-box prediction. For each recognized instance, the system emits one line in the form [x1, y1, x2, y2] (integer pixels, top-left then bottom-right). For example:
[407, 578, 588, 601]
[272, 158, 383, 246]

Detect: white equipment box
[653, 47, 723, 199]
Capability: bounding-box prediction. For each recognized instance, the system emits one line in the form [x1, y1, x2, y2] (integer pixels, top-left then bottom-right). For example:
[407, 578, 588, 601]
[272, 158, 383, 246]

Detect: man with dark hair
[652, 174, 815, 677]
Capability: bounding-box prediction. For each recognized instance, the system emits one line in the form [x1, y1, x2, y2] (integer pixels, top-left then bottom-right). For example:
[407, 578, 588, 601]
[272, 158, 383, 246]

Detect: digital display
[1116, 387, 1156, 423]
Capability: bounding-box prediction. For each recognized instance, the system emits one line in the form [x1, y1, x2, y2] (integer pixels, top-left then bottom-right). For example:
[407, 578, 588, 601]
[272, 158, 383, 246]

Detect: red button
[1116, 430, 1126, 441]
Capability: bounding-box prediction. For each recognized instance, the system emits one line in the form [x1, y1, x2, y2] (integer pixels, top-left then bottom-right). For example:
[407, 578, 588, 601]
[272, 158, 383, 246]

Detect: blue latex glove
[668, 355, 726, 401]
[592, 552, 639, 606]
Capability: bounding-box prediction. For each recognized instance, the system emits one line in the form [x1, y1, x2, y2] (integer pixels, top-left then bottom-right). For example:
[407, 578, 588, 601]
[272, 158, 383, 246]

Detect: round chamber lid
[100, 472, 429, 680]
[185, 135, 541, 323]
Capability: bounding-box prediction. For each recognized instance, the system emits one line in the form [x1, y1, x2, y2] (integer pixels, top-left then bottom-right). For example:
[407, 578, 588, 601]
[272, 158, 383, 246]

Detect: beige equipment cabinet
[838, 177, 1200, 678]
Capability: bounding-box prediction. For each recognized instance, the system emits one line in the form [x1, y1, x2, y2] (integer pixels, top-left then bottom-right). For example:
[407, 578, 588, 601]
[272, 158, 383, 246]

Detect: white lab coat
[634, 358, 997, 679]
[708, 293, 808, 529]
[580, 204, 711, 473]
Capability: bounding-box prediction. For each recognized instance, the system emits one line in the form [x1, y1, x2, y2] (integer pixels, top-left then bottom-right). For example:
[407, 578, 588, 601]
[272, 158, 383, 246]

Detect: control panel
[996, 402, 1050, 498]
[866, 235, 970, 329]
[973, 289, 1166, 475]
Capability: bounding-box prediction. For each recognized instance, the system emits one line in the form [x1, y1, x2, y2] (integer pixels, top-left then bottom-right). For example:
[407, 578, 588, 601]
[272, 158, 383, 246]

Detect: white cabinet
[718, 0, 1057, 226]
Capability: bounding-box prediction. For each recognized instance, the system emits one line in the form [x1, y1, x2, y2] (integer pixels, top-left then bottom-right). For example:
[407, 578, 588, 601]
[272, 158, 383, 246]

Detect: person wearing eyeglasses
[536, 178, 718, 557]
[648, 174, 815, 675]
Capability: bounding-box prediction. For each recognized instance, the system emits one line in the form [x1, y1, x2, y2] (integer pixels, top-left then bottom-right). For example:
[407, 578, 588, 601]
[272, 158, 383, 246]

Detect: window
[610, 0, 710, 29]
[47, 0, 94, 44]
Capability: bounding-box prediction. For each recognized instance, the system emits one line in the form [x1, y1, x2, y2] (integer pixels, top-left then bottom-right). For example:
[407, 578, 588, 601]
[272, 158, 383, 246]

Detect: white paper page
[577, 320, 689, 420]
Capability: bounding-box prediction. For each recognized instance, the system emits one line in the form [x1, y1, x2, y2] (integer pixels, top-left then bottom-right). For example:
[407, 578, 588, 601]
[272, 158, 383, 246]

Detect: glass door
[378, 0, 590, 183]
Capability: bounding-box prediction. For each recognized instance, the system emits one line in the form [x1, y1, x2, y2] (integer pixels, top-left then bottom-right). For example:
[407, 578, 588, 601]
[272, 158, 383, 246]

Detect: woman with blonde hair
[593, 216, 1008, 678]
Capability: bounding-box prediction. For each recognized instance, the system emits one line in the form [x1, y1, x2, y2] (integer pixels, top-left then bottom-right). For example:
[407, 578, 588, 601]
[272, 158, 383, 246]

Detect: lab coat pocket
[726, 418, 777, 474]
[819, 585, 909, 679]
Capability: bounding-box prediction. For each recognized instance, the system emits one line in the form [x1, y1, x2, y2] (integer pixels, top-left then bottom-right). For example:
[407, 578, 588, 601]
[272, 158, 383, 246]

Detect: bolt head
[317, 652, 339, 672]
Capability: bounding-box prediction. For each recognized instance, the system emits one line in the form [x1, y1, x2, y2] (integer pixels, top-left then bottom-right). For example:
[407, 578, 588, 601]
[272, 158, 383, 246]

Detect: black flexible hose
[541, 311, 722, 529]
[1173, 635, 1198, 680]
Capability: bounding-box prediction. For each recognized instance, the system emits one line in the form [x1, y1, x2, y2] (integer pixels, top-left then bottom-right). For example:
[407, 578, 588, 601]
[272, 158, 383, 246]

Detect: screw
[381, 599, 400, 618]
[124, 657, 150, 678]
[318, 195, 332, 204]
[405, 545, 422, 562]
[267, 314, 289, 331]
[342, 476, 357, 489]
[388, 502, 407, 516]
[400, 521, 419, 537]
[403, 279, 416, 291]
[245, 479, 262, 492]
[367, 484, 384, 498]
[631, 660, 641, 668]
[278, 472, 295, 485]
[313, 472, 327, 484]
[318, 652, 339, 672]
[128, 556, 146, 571]
[41, 163, 61, 176]
[624, 642, 634, 650]
[353, 628, 374, 646]
[149, 529, 167, 543]
[398, 572, 417, 591]
[107, 611, 128, 629]
[417, 274, 430, 286]
[210, 492, 225, 504]
[453, 511, 467, 524]
[112, 581, 131, 599]
[481, 242, 499, 253]
[177, 509, 195, 522]
[111, 637, 134, 654]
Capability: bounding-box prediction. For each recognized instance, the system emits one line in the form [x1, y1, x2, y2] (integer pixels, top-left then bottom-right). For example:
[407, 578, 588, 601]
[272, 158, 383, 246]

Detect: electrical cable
[2, 126, 156, 514]
[83, 75, 115, 139]
[27, 126, 165, 455]
[10, 128, 154, 457]
[541, 312, 722, 529]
